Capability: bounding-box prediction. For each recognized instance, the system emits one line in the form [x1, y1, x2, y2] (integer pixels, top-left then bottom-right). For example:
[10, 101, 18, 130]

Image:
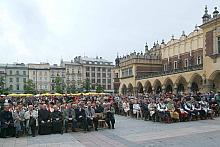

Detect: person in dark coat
[0, 103, 15, 138]
[75, 102, 89, 132]
[51, 105, 63, 134]
[104, 103, 115, 129]
[38, 104, 51, 135]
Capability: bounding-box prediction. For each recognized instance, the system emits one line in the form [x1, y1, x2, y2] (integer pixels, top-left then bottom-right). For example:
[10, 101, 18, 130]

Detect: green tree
[96, 85, 104, 93]
[24, 79, 36, 94]
[83, 78, 91, 93]
[0, 76, 8, 95]
[55, 76, 65, 93]
[66, 84, 76, 93]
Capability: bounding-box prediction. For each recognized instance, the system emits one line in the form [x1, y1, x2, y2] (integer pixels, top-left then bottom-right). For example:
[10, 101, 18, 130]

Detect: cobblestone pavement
[1, 116, 220, 147]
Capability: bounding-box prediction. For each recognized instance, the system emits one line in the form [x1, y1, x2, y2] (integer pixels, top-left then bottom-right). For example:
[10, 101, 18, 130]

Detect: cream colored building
[28, 63, 51, 92]
[114, 6, 220, 95]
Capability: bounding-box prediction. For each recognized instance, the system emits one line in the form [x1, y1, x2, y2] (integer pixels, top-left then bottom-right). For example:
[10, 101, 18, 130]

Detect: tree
[55, 76, 65, 93]
[66, 84, 76, 94]
[83, 78, 91, 93]
[24, 79, 36, 94]
[0, 76, 8, 95]
[96, 85, 104, 93]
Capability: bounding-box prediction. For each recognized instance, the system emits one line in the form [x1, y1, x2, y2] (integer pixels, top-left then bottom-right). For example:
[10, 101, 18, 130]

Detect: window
[44, 85, 47, 89]
[9, 85, 13, 90]
[91, 67, 95, 71]
[10, 78, 13, 82]
[218, 37, 220, 54]
[23, 71, 26, 75]
[92, 73, 95, 77]
[44, 77, 47, 81]
[39, 71, 42, 76]
[107, 69, 111, 72]
[108, 85, 111, 90]
[184, 59, 188, 67]
[102, 68, 106, 72]
[86, 67, 90, 71]
[97, 79, 101, 84]
[97, 73, 101, 77]
[102, 73, 106, 78]
[197, 56, 201, 65]
[23, 78, 26, 83]
[33, 77, 36, 81]
[174, 61, 178, 69]
[33, 71, 35, 75]
[86, 72, 90, 77]
[102, 79, 106, 84]
[39, 77, 42, 81]
[107, 73, 111, 78]
[92, 79, 95, 83]
[44, 72, 47, 76]
[10, 70, 12, 75]
[164, 64, 167, 71]
[16, 71, 19, 75]
[97, 67, 101, 72]
[108, 79, 111, 83]
[16, 78, 19, 82]
[16, 85, 19, 90]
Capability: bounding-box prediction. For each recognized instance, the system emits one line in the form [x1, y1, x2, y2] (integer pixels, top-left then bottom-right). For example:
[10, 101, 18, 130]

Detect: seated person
[51, 105, 63, 134]
[0, 103, 15, 138]
[76, 102, 89, 132]
[24, 105, 38, 137]
[166, 98, 179, 121]
[133, 100, 141, 119]
[183, 97, 198, 121]
[104, 103, 115, 129]
[85, 101, 96, 130]
[63, 103, 77, 132]
[157, 99, 169, 122]
[38, 104, 51, 135]
[200, 97, 214, 119]
[148, 99, 157, 121]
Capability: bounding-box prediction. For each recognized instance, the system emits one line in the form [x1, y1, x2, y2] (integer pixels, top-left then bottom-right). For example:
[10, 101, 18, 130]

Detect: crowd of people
[1, 91, 220, 138]
[114, 91, 220, 123]
[0, 95, 116, 138]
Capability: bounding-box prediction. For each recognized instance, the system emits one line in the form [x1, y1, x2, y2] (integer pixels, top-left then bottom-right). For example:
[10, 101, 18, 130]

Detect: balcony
[136, 64, 203, 80]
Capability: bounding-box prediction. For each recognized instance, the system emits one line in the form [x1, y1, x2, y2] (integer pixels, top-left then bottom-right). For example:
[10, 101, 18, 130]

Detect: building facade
[74, 56, 114, 93]
[114, 6, 220, 95]
[50, 64, 66, 93]
[28, 63, 51, 92]
[4, 63, 28, 93]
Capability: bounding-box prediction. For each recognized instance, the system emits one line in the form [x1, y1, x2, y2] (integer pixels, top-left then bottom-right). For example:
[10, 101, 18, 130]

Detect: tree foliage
[55, 76, 65, 93]
[24, 79, 36, 94]
[96, 85, 104, 93]
[83, 78, 91, 93]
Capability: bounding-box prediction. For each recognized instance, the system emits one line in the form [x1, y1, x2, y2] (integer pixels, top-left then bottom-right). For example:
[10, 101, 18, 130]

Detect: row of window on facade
[90, 84, 112, 90]
[89, 78, 112, 84]
[122, 68, 133, 78]
[86, 67, 112, 72]
[86, 72, 111, 78]
[8, 70, 27, 76]
[9, 78, 26, 83]
[218, 37, 220, 54]
[164, 56, 202, 71]
[85, 61, 111, 65]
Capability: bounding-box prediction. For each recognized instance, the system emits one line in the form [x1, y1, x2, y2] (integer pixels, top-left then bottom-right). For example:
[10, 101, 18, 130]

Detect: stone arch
[127, 83, 134, 95]
[189, 73, 203, 93]
[209, 70, 220, 91]
[163, 77, 174, 93]
[137, 82, 144, 94]
[144, 80, 152, 94]
[153, 79, 162, 94]
[175, 75, 188, 94]
[121, 84, 127, 95]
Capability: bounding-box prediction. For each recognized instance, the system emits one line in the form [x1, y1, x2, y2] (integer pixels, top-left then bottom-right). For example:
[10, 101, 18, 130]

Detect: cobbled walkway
[1, 116, 220, 147]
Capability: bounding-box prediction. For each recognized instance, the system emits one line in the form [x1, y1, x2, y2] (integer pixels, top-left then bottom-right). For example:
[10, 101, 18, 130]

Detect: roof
[81, 57, 111, 63]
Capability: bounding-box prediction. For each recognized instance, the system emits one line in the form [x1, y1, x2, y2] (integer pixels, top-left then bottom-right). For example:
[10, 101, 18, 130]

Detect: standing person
[104, 103, 115, 129]
[24, 105, 38, 137]
[0, 103, 15, 138]
[38, 104, 51, 135]
[12, 106, 22, 138]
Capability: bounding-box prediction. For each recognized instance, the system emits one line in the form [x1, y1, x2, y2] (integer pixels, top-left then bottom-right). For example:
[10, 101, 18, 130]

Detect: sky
[0, 0, 219, 64]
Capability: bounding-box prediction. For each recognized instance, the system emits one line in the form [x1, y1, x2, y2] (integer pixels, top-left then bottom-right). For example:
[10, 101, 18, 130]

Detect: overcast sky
[0, 0, 218, 64]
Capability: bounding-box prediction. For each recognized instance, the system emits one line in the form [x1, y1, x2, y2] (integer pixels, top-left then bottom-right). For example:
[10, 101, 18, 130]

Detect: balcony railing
[136, 64, 203, 80]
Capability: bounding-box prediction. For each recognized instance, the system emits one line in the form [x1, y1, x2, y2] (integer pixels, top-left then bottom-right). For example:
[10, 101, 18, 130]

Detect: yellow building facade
[113, 6, 220, 95]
